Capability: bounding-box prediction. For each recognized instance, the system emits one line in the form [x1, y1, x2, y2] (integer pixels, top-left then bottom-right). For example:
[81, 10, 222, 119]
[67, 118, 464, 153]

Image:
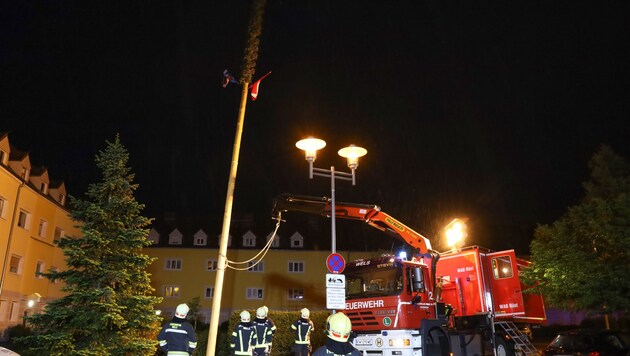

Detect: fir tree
[17, 136, 163, 355]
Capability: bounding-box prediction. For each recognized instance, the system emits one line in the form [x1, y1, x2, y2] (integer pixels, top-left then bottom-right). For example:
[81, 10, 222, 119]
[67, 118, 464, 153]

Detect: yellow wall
[0, 151, 79, 338]
[146, 246, 377, 322]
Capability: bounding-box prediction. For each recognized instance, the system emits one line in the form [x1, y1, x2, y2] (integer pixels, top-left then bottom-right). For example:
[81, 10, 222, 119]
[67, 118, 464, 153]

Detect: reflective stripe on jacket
[291, 318, 314, 345]
[253, 318, 276, 347]
[157, 318, 197, 355]
[230, 323, 258, 355]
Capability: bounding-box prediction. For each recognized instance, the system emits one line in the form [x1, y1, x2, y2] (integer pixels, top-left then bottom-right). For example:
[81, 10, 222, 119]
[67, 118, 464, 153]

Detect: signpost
[326, 273, 346, 310]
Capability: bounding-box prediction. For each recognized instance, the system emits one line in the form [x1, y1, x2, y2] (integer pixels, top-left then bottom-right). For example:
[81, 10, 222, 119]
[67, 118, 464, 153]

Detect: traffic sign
[326, 273, 346, 288]
[326, 288, 346, 309]
[326, 253, 346, 274]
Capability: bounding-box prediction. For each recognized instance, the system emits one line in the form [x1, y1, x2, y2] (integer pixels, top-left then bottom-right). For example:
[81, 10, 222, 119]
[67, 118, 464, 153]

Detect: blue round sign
[326, 253, 345, 274]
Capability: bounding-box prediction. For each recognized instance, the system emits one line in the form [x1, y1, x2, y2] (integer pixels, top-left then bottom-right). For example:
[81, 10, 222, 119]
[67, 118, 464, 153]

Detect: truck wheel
[494, 336, 515, 356]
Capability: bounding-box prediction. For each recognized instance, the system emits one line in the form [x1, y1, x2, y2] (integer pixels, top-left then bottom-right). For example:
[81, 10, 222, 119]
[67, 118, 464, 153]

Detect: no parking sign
[326, 253, 345, 274]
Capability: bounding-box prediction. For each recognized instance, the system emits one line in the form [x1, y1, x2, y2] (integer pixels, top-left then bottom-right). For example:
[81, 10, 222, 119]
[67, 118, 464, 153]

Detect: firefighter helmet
[175, 304, 189, 318]
[256, 306, 268, 318]
[300, 308, 310, 319]
[326, 312, 352, 342]
[240, 310, 251, 322]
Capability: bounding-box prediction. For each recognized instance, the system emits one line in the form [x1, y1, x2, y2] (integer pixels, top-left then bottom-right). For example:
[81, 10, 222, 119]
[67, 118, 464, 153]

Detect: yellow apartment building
[145, 221, 381, 323]
[0, 132, 81, 339]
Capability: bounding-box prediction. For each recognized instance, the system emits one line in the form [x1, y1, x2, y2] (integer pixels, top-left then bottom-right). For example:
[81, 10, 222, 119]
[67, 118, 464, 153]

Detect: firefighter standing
[291, 308, 314, 356]
[312, 312, 361, 356]
[158, 303, 198, 355]
[253, 306, 276, 356]
[231, 310, 258, 355]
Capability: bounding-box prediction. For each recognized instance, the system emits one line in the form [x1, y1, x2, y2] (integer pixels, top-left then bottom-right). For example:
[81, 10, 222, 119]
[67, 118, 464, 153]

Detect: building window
[9, 255, 22, 274]
[242, 231, 256, 247]
[288, 261, 305, 273]
[147, 229, 160, 245]
[17, 210, 31, 229]
[204, 286, 214, 299]
[246, 288, 263, 300]
[492, 256, 513, 279]
[247, 261, 264, 272]
[51, 266, 59, 284]
[194, 230, 207, 246]
[0, 197, 6, 219]
[206, 259, 218, 271]
[54, 227, 64, 242]
[266, 233, 280, 248]
[288, 288, 304, 300]
[38, 219, 48, 238]
[290, 232, 304, 248]
[165, 259, 182, 271]
[59, 194, 66, 205]
[40, 182, 48, 193]
[0, 301, 7, 322]
[10, 301, 20, 322]
[168, 230, 182, 245]
[35, 261, 45, 279]
[164, 285, 181, 298]
[0, 149, 6, 164]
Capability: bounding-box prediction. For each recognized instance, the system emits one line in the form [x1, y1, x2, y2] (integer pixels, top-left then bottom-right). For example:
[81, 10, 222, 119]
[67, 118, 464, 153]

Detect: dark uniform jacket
[157, 317, 198, 355]
[291, 318, 314, 345]
[231, 322, 258, 355]
[253, 317, 277, 348]
[312, 339, 362, 356]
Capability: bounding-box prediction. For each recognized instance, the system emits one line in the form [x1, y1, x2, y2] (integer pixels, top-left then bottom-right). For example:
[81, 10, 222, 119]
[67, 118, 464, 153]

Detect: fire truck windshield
[345, 264, 403, 299]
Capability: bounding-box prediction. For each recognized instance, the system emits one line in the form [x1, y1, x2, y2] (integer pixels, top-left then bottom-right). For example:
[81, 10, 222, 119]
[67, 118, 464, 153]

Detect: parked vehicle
[543, 329, 629, 356]
[273, 193, 546, 356]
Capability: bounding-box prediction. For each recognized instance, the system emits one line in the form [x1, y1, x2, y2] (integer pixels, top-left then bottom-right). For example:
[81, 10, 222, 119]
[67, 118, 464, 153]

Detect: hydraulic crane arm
[272, 193, 433, 253]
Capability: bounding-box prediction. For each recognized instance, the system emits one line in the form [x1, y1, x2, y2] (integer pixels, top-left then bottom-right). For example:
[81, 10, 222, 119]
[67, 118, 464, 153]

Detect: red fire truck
[273, 194, 546, 356]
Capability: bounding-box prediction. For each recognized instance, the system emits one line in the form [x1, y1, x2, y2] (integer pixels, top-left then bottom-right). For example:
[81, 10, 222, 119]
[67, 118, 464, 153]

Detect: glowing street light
[295, 137, 367, 253]
[444, 218, 468, 251]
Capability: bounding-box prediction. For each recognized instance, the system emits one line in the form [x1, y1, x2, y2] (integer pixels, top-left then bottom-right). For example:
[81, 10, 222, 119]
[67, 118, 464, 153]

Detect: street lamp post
[295, 137, 367, 254]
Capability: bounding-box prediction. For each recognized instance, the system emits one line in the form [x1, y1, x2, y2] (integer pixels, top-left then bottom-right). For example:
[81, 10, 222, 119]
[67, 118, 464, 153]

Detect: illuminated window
[288, 288, 304, 300]
[247, 261, 264, 272]
[165, 259, 182, 271]
[492, 256, 513, 279]
[246, 288, 263, 300]
[204, 286, 214, 299]
[38, 219, 48, 238]
[164, 285, 180, 298]
[10, 255, 22, 274]
[288, 261, 304, 273]
[206, 259, 218, 271]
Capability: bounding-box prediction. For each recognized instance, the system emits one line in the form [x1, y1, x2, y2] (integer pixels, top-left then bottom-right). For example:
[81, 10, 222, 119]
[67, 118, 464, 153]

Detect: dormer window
[242, 231, 256, 247]
[168, 229, 182, 245]
[290, 232, 304, 248]
[266, 233, 280, 248]
[194, 230, 207, 246]
[147, 228, 160, 245]
[59, 194, 65, 205]
[40, 182, 48, 194]
[0, 150, 6, 165]
[218, 234, 232, 247]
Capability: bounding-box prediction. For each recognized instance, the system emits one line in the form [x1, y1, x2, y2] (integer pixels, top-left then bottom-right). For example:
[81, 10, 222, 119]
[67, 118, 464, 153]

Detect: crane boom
[272, 193, 433, 253]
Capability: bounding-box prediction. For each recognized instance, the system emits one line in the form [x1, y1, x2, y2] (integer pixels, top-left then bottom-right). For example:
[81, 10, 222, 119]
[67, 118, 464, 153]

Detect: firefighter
[291, 308, 314, 356]
[253, 306, 276, 356]
[230, 310, 258, 355]
[312, 312, 362, 356]
[158, 303, 198, 355]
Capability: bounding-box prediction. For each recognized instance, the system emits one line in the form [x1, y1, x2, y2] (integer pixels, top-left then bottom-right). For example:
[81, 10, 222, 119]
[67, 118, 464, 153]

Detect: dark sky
[2, 1, 629, 252]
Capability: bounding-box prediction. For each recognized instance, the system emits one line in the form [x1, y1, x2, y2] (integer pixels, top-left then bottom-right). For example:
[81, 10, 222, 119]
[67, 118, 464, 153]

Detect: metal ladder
[494, 321, 539, 356]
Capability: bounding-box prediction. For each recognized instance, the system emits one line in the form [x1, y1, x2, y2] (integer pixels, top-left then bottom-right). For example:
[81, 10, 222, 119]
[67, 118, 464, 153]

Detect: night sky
[2, 2, 629, 252]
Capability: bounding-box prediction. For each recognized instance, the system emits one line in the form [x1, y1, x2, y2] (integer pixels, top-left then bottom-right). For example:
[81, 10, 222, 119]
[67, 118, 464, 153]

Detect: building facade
[145, 221, 380, 323]
[0, 133, 81, 338]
